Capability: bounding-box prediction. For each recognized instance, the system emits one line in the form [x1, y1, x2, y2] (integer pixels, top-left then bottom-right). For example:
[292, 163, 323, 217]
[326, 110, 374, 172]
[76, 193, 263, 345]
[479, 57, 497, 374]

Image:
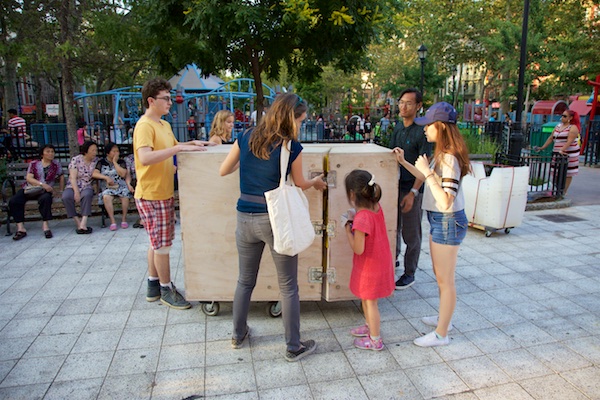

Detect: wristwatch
[410, 188, 419, 197]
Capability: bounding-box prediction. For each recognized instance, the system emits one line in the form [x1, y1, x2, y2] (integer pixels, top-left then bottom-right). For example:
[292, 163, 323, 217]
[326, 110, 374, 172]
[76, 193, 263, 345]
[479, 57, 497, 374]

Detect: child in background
[209, 110, 234, 145]
[343, 169, 395, 351]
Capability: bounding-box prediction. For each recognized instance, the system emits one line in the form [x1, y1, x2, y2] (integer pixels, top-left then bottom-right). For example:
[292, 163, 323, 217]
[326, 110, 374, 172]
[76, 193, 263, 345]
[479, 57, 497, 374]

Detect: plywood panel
[178, 145, 327, 302]
[321, 143, 398, 301]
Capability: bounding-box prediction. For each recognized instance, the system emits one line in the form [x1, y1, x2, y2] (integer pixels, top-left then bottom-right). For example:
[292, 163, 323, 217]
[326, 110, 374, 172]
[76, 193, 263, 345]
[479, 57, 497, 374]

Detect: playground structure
[69, 64, 277, 144]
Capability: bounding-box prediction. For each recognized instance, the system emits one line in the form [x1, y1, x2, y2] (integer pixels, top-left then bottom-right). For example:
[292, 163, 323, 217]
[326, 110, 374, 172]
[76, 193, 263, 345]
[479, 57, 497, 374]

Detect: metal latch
[327, 170, 337, 188]
[313, 221, 336, 237]
[308, 267, 336, 284]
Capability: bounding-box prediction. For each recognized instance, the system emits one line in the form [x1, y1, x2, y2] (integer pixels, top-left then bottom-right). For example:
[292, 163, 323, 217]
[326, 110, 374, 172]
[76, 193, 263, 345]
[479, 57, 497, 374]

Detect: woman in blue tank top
[220, 93, 327, 362]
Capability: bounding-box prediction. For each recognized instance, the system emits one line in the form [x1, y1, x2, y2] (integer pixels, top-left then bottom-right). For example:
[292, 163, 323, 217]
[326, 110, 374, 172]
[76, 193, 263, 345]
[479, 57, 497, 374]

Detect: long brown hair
[249, 93, 308, 160]
[431, 121, 471, 178]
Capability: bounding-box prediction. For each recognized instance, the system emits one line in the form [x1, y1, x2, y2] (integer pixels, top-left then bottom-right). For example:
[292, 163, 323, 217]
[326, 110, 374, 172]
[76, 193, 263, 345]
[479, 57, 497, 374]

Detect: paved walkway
[567, 165, 600, 207]
[0, 201, 599, 399]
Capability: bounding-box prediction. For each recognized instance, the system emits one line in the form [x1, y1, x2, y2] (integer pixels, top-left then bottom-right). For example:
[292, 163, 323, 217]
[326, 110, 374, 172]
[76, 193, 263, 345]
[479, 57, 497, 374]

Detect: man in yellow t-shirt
[134, 77, 211, 310]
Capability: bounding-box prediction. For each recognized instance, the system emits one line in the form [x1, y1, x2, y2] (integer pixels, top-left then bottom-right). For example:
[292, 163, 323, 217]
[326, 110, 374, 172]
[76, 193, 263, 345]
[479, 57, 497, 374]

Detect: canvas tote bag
[264, 141, 315, 256]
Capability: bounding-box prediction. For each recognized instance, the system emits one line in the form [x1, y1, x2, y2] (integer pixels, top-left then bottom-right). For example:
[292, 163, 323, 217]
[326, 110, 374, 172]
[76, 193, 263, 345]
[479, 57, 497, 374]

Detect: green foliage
[460, 130, 501, 155]
[133, 0, 394, 112]
[529, 177, 547, 186]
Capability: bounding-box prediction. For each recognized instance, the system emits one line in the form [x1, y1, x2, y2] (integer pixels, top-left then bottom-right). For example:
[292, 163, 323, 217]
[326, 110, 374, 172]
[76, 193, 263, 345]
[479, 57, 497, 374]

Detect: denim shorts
[427, 210, 468, 246]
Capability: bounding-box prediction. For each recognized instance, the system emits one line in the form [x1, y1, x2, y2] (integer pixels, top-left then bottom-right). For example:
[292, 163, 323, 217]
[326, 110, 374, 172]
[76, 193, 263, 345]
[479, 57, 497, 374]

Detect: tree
[134, 0, 394, 121]
[0, 0, 53, 113]
[399, 0, 600, 106]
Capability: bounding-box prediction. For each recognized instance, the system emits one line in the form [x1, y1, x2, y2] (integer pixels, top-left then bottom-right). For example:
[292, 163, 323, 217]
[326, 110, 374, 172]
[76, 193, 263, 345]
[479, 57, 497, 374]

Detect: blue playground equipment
[71, 65, 277, 143]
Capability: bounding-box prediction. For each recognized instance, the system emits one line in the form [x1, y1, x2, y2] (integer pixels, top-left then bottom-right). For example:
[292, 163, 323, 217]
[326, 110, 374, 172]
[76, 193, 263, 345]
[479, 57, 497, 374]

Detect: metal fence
[1, 124, 133, 162]
[583, 120, 600, 166]
[495, 152, 568, 199]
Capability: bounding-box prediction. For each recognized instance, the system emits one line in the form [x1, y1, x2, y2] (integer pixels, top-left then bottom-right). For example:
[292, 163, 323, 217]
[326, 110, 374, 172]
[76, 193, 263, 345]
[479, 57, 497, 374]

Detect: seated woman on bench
[62, 140, 113, 234]
[9, 144, 65, 240]
[96, 142, 133, 230]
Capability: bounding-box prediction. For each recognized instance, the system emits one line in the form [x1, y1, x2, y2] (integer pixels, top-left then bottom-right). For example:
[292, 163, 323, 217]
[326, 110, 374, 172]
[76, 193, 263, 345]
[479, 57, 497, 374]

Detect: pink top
[349, 205, 395, 300]
[77, 128, 86, 145]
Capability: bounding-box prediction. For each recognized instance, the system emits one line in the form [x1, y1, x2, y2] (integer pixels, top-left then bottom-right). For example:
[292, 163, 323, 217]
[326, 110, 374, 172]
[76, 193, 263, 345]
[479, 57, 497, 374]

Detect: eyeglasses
[561, 114, 569, 118]
[155, 96, 172, 103]
[399, 101, 416, 107]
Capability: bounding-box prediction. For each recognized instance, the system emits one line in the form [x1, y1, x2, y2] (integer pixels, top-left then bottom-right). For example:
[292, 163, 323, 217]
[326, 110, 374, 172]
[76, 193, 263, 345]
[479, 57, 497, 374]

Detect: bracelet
[425, 173, 435, 180]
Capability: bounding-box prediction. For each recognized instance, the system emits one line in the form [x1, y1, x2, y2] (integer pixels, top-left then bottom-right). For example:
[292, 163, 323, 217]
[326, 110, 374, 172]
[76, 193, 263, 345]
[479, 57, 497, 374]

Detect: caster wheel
[485, 230, 492, 237]
[504, 228, 511, 234]
[201, 302, 220, 316]
[266, 301, 282, 318]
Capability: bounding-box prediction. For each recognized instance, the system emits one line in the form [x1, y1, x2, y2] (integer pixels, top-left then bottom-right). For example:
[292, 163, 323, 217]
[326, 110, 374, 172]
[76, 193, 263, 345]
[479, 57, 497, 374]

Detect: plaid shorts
[135, 198, 175, 250]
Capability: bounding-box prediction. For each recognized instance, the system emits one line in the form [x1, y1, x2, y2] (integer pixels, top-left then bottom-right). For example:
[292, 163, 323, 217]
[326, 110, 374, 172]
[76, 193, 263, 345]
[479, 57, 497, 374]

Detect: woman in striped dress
[536, 110, 580, 195]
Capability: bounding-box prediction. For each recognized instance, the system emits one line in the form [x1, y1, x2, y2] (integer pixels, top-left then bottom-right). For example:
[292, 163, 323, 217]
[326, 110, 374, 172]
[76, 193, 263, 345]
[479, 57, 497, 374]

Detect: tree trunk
[250, 54, 264, 124]
[35, 75, 44, 122]
[523, 84, 531, 131]
[500, 71, 509, 115]
[59, 0, 80, 158]
[2, 54, 19, 110]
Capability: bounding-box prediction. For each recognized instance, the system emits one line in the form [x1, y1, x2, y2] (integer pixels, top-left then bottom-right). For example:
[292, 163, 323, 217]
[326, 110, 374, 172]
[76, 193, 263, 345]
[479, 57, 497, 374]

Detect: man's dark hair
[141, 78, 172, 108]
[398, 88, 423, 105]
[8, 108, 18, 115]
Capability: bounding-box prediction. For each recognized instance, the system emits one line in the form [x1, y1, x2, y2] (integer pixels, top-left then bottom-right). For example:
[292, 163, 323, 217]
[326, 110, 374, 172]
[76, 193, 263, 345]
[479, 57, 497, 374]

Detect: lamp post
[509, 0, 530, 161]
[417, 44, 428, 94]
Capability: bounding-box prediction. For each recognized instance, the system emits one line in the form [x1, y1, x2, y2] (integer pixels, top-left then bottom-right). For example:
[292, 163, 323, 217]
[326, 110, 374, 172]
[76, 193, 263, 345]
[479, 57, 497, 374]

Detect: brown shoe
[13, 231, 27, 241]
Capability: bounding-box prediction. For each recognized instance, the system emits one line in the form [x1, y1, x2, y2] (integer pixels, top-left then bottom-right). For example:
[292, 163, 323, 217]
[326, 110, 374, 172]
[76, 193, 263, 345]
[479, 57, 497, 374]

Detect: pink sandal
[353, 336, 384, 351]
[109, 223, 117, 231]
[121, 222, 129, 229]
[350, 325, 370, 337]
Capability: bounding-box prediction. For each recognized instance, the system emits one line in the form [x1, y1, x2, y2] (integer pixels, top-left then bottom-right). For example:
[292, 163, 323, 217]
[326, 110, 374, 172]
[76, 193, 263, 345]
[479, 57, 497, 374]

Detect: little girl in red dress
[343, 169, 395, 351]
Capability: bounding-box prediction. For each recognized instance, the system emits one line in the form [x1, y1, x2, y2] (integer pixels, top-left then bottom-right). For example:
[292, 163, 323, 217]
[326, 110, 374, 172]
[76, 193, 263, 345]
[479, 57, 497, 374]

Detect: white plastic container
[462, 161, 529, 237]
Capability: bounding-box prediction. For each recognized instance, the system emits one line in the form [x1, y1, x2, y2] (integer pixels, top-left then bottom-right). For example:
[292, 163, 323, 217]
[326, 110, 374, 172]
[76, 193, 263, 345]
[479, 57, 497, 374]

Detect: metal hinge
[308, 267, 336, 284]
[313, 221, 336, 237]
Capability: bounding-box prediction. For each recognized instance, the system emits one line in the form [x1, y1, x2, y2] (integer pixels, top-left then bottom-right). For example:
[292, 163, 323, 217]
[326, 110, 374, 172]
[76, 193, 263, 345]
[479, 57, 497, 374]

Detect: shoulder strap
[279, 141, 291, 186]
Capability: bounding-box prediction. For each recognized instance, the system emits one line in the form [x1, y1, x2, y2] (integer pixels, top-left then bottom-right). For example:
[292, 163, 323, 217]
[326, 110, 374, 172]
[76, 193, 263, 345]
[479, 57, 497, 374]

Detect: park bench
[1, 161, 134, 235]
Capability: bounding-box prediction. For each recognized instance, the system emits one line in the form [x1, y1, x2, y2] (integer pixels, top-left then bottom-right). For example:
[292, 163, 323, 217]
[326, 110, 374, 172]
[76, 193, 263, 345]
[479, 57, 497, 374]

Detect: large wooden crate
[177, 145, 328, 302]
[177, 143, 398, 303]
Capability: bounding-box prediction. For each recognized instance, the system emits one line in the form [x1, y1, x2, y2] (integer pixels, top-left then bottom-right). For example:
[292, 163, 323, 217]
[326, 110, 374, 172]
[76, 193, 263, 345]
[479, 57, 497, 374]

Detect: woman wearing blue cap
[393, 102, 470, 347]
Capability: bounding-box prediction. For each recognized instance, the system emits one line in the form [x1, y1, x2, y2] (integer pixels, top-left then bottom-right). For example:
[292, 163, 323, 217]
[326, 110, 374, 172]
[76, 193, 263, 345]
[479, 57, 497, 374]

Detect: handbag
[23, 185, 45, 199]
[264, 141, 315, 256]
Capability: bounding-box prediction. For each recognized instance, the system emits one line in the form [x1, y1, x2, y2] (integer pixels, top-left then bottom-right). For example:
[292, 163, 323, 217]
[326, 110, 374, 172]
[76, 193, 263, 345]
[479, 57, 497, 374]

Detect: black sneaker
[231, 326, 249, 349]
[160, 284, 191, 310]
[284, 340, 317, 362]
[146, 279, 160, 302]
[395, 274, 415, 290]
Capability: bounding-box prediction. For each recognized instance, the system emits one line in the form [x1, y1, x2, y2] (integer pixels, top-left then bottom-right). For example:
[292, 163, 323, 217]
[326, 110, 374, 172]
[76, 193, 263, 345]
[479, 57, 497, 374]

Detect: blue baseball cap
[414, 102, 457, 125]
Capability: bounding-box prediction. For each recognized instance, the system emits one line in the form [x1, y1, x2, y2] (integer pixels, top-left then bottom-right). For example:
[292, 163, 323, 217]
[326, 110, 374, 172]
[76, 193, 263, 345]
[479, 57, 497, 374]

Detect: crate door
[178, 146, 325, 302]
[323, 144, 398, 301]
[178, 147, 247, 301]
[295, 147, 329, 301]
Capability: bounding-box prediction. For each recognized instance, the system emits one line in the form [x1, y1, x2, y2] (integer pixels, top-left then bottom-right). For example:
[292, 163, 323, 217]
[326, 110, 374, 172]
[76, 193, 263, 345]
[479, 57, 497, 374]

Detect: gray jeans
[396, 190, 423, 277]
[62, 187, 95, 218]
[233, 211, 301, 352]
